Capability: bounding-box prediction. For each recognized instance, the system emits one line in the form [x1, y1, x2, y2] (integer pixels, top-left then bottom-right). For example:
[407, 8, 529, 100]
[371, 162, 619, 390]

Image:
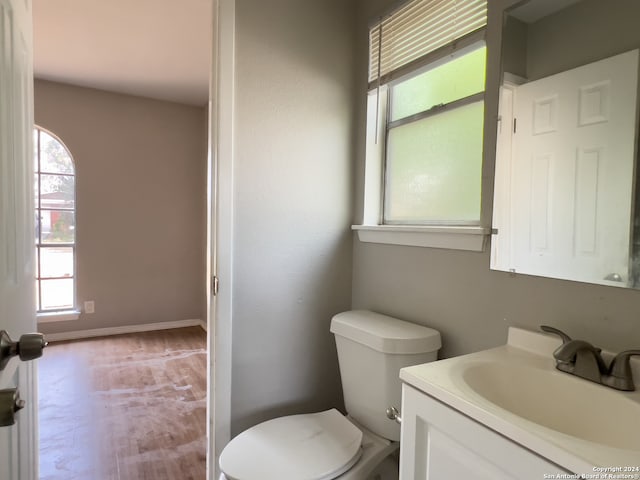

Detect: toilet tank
[330, 310, 441, 442]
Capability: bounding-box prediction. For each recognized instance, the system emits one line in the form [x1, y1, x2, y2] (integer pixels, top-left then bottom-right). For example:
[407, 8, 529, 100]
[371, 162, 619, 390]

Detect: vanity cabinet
[399, 384, 570, 479]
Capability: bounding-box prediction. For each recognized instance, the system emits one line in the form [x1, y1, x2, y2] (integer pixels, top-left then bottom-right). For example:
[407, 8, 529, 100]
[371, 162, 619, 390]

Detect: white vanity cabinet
[399, 384, 570, 479]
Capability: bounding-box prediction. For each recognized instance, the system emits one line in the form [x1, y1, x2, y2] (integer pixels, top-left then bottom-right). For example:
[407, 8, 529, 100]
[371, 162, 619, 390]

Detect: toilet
[219, 310, 441, 480]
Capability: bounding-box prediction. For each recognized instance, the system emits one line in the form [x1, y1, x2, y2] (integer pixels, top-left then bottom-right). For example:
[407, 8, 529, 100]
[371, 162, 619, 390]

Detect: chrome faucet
[603, 350, 640, 391]
[540, 326, 640, 391]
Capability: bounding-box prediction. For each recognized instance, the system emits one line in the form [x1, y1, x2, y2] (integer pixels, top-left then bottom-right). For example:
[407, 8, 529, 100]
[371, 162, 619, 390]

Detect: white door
[0, 0, 38, 478]
[511, 50, 639, 285]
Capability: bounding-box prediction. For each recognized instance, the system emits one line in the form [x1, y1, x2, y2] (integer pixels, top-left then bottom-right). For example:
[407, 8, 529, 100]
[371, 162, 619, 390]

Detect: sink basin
[461, 361, 640, 451]
[400, 327, 640, 471]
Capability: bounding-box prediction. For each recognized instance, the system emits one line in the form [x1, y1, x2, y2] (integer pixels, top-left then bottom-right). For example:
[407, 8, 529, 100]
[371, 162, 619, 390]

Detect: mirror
[491, 0, 640, 289]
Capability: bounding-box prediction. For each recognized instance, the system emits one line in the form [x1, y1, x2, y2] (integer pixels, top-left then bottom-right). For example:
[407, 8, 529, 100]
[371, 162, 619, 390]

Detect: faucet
[603, 350, 640, 391]
[540, 326, 640, 391]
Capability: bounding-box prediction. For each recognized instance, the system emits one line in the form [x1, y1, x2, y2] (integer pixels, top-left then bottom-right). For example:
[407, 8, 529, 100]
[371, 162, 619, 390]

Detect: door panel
[0, 0, 37, 478]
[511, 50, 638, 285]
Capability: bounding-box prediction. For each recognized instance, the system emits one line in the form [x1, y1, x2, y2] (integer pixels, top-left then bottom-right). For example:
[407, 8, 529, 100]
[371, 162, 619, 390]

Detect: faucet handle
[540, 325, 572, 344]
[606, 350, 640, 391]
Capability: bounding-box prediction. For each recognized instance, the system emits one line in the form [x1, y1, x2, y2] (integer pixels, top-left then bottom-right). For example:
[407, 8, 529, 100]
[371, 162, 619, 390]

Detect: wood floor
[38, 327, 207, 480]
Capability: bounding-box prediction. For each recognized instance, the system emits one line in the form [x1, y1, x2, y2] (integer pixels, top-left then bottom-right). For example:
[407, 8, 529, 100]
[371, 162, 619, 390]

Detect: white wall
[351, 0, 640, 358]
[229, 0, 356, 436]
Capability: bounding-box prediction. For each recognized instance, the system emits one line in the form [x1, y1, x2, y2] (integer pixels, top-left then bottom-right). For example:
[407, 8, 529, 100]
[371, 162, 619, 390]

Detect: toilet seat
[219, 409, 363, 480]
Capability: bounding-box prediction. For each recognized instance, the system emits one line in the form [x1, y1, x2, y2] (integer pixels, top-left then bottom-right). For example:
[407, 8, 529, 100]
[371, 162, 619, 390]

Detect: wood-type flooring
[38, 327, 207, 480]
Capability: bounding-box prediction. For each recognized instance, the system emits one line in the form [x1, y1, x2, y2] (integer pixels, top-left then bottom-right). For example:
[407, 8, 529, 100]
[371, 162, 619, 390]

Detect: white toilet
[219, 310, 441, 480]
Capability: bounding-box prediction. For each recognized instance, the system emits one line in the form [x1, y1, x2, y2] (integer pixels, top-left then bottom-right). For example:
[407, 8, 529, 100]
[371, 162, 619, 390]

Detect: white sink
[400, 327, 640, 472]
[461, 360, 640, 451]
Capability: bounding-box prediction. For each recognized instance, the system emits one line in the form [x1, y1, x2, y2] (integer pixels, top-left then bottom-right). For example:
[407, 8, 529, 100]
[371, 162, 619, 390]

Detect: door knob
[0, 388, 25, 427]
[0, 330, 48, 371]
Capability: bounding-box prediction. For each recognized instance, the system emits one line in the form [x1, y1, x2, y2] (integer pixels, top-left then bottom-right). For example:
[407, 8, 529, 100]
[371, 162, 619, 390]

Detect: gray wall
[351, 0, 640, 359]
[502, 0, 640, 82]
[229, 0, 356, 435]
[34, 80, 207, 334]
[525, 0, 640, 81]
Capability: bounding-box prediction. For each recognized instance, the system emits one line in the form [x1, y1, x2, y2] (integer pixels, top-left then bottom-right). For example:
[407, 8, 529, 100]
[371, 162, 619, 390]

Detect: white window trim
[353, 225, 489, 251]
[37, 310, 81, 323]
[354, 69, 491, 251]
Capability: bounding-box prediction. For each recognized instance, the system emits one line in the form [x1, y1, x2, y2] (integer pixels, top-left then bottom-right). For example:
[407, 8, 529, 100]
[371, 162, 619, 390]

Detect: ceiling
[33, 0, 212, 106]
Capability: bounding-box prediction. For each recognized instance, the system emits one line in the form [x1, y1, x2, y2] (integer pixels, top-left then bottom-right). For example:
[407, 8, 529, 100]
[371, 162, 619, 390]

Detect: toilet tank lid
[330, 310, 441, 354]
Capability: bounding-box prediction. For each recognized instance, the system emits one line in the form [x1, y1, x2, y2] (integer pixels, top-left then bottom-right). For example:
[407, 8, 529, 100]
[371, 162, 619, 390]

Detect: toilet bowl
[219, 409, 399, 480]
[218, 310, 441, 480]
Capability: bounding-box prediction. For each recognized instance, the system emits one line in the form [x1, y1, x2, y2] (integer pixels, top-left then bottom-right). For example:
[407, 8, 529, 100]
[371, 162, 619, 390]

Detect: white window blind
[369, 0, 487, 86]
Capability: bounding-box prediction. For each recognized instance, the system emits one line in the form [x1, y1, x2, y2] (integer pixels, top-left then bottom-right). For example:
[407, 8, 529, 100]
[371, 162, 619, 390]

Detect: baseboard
[44, 318, 207, 343]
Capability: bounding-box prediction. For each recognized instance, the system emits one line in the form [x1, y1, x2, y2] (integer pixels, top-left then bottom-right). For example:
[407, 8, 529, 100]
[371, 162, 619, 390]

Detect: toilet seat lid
[219, 409, 363, 480]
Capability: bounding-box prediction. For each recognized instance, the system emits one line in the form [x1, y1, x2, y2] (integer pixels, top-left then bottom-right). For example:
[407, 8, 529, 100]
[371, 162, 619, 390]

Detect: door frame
[207, 0, 235, 477]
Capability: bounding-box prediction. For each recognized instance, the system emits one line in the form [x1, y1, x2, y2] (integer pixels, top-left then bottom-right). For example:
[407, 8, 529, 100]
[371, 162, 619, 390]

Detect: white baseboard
[43, 318, 207, 343]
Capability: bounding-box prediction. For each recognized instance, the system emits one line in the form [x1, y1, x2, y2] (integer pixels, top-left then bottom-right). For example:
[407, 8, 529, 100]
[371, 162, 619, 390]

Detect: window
[356, 0, 489, 249]
[34, 127, 76, 312]
[384, 45, 486, 224]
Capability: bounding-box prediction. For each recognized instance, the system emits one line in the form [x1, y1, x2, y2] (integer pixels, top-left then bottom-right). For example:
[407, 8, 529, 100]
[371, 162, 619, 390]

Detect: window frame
[354, 8, 491, 251]
[382, 42, 487, 226]
[34, 126, 79, 316]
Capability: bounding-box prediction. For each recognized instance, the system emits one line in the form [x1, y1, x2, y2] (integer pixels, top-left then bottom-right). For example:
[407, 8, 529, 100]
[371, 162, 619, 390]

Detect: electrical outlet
[84, 301, 95, 314]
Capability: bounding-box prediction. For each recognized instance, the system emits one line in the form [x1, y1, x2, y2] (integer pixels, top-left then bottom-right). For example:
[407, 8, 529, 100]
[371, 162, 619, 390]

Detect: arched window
[34, 127, 76, 312]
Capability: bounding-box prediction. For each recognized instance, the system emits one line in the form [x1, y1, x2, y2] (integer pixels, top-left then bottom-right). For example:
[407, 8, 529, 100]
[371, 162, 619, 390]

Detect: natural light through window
[384, 46, 487, 224]
[354, 0, 489, 250]
[34, 127, 76, 312]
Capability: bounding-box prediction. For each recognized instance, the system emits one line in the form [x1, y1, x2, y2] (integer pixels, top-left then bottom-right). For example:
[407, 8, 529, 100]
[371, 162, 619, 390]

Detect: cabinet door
[399, 384, 569, 479]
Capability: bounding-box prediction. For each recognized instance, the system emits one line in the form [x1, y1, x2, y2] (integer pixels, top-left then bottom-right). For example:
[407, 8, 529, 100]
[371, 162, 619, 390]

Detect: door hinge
[513, 117, 517, 133]
[212, 276, 219, 296]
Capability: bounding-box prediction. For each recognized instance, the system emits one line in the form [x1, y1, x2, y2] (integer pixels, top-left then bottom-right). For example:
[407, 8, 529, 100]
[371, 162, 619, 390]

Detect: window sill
[37, 310, 81, 323]
[352, 225, 490, 252]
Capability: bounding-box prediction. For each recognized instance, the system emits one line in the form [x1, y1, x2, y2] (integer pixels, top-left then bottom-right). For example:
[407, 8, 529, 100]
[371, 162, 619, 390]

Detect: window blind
[369, 0, 487, 85]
